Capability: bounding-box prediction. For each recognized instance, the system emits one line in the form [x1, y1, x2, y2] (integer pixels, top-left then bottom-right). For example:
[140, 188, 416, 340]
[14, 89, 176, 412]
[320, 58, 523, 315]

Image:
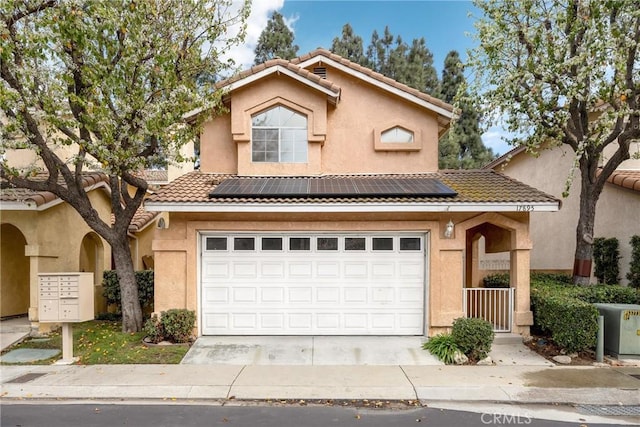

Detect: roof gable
[184, 49, 453, 125]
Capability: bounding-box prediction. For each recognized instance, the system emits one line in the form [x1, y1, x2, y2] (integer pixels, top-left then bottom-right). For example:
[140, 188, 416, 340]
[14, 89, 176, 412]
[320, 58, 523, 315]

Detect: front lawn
[1, 320, 189, 365]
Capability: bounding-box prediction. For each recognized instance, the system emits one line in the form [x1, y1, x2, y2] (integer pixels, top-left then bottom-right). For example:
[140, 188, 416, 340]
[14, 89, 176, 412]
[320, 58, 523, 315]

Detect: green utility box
[594, 303, 640, 359]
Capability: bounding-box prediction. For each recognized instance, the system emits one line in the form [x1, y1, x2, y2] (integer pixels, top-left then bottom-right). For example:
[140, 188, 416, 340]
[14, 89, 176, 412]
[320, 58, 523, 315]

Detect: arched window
[380, 126, 414, 143]
[252, 106, 308, 163]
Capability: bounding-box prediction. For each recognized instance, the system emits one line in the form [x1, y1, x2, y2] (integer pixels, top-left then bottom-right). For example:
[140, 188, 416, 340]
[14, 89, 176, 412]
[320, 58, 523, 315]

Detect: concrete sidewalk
[0, 317, 30, 352]
[1, 325, 639, 409]
[1, 363, 639, 406]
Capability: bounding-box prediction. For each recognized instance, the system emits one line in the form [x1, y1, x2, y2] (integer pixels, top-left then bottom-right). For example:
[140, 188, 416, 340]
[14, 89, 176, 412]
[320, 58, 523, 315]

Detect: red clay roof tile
[1, 171, 109, 207]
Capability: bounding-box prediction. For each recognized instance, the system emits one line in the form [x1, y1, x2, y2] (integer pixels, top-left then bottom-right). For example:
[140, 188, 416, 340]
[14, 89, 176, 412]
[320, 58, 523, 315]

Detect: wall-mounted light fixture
[444, 219, 455, 239]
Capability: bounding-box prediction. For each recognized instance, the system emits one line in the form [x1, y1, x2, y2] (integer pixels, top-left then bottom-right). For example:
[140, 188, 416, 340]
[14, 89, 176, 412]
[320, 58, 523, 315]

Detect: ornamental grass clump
[422, 334, 459, 364]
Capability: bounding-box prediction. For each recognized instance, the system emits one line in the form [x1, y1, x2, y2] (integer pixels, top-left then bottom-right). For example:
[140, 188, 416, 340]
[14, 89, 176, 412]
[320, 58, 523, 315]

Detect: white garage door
[200, 233, 426, 335]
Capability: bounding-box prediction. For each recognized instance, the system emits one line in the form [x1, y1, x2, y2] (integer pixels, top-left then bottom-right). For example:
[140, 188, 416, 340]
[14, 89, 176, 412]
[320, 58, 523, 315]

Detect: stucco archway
[79, 232, 106, 314]
[1, 223, 30, 318]
[456, 213, 533, 334]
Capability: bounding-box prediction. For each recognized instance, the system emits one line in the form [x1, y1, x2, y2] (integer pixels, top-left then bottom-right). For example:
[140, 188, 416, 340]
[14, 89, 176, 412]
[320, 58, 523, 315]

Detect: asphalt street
[0, 403, 627, 427]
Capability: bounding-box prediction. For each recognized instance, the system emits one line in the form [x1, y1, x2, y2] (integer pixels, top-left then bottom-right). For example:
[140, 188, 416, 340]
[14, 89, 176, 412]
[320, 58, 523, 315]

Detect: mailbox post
[38, 273, 95, 364]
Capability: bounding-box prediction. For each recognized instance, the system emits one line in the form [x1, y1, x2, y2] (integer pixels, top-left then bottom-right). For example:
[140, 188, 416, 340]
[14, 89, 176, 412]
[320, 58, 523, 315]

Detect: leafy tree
[406, 38, 440, 96]
[330, 23, 367, 66]
[0, 0, 249, 331]
[363, 27, 439, 96]
[388, 35, 409, 82]
[367, 26, 395, 77]
[467, 0, 640, 284]
[439, 51, 494, 169]
[253, 11, 298, 65]
[439, 51, 465, 103]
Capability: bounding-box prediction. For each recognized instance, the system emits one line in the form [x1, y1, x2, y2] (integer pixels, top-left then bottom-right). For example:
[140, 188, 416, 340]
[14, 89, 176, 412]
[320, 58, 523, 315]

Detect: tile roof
[216, 57, 341, 95]
[1, 172, 109, 207]
[2, 171, 159, 233]
[145, 171, 559, 206]
[483, 146, 526, 170]
[601, 169, 640, 193]
[126, 208, 160, 233]
[135, 169, 168, 183]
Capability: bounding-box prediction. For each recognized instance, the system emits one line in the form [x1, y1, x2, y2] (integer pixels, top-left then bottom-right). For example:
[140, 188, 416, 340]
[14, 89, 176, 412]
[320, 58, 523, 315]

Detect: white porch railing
[463, 287, 514, 332]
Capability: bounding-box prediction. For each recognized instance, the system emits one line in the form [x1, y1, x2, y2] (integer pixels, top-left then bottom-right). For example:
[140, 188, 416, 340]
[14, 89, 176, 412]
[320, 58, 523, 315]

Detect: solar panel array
[209, 177, 457, 199]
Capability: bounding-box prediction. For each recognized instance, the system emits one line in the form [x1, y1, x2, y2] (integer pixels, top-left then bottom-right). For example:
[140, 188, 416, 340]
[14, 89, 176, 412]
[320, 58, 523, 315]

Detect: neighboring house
[145, 49, 560, 338]
[0, 172, 161, 329]
[485, 143, 640, 285]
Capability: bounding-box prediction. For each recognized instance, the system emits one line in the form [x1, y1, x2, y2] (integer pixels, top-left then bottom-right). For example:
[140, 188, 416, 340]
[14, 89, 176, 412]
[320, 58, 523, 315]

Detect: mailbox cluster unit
[38, 273, 94, 322]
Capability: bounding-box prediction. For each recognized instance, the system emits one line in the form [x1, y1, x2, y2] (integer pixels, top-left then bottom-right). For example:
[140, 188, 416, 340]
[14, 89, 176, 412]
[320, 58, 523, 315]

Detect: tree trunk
[572, 169, 599, 286]
[111, 235, 143, 332]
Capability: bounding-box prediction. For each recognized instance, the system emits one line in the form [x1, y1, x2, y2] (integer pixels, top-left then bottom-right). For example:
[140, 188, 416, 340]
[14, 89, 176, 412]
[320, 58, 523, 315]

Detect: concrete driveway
[181, 336, 442, 365]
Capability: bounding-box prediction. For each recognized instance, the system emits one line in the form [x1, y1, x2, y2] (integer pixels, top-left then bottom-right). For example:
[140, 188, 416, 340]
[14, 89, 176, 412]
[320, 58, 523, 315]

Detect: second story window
[380, 126, 414, 143]
[252, 106, 308, 163]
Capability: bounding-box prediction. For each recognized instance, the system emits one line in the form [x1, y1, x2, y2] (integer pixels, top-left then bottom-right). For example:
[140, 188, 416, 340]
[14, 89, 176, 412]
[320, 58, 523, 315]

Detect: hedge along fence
[530, 274, 640, 353]
[102, 270, 154, 315]
[530, 286, 598, 353]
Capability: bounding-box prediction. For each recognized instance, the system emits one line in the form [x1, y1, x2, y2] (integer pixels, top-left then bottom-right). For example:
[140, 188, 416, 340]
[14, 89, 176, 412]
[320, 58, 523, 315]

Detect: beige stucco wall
[0, 189, 112, 324]
[129, 213, 165, 271]
[199, 68, 441, 176]
[152, 211, 533, 336]
[494, 145, 640, 284]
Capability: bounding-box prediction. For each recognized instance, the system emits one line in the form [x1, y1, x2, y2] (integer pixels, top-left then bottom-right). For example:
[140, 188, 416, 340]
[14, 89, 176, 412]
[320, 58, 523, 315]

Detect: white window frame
[251, 106, 308, 163]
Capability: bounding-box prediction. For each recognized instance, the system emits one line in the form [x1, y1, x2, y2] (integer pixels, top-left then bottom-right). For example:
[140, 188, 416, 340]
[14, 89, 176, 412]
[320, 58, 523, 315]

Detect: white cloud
[481, 126, 513, 157]
[228, 0, 286, 70]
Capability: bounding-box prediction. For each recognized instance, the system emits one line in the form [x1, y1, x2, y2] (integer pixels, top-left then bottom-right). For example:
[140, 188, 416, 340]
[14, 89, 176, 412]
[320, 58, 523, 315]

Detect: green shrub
[574, 284, 640, 304]
[530, 287, 598, 353]
[450, 317, 494, 361]
[482, 273, 510, 288]
[102, 270, 154, 314]
[422, 334, 459, 364]
[160, 309, 196, 343]
[95, 312, 122, 321]
[528, 275, 639, 352]
[142, 309, 195, 343]
[628, 235, 640, 288]
[593, 237, 620, 284]
[530, 272, 572, 284]
[143, 314, 165, 344]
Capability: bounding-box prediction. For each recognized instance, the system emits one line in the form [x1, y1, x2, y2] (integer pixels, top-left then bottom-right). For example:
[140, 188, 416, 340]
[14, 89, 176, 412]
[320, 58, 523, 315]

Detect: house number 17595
[516, 205, 534, 211]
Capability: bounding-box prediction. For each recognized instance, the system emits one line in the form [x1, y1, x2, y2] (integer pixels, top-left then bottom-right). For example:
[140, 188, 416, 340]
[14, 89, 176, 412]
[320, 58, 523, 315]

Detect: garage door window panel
[234, 237, 255, 251]
[290, 237, 311, 251]
[345, 237, 366, 251]
[400, 237, 421, 251]
[317, 237, 338, 251]
[206, 237, 228, 251]
[372, 237, 394, 251]
[262, 237, 283, 251]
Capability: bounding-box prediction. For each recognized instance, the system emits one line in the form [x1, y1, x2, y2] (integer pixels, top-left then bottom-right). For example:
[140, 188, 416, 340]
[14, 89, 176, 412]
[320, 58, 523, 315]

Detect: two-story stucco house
[145, 49, 560, 338]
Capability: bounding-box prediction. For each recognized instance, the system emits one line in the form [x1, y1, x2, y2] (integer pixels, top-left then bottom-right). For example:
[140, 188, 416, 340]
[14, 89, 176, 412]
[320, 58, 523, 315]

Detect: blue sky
[280, 0, 480, 75]
[235, 0, 510, 156]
